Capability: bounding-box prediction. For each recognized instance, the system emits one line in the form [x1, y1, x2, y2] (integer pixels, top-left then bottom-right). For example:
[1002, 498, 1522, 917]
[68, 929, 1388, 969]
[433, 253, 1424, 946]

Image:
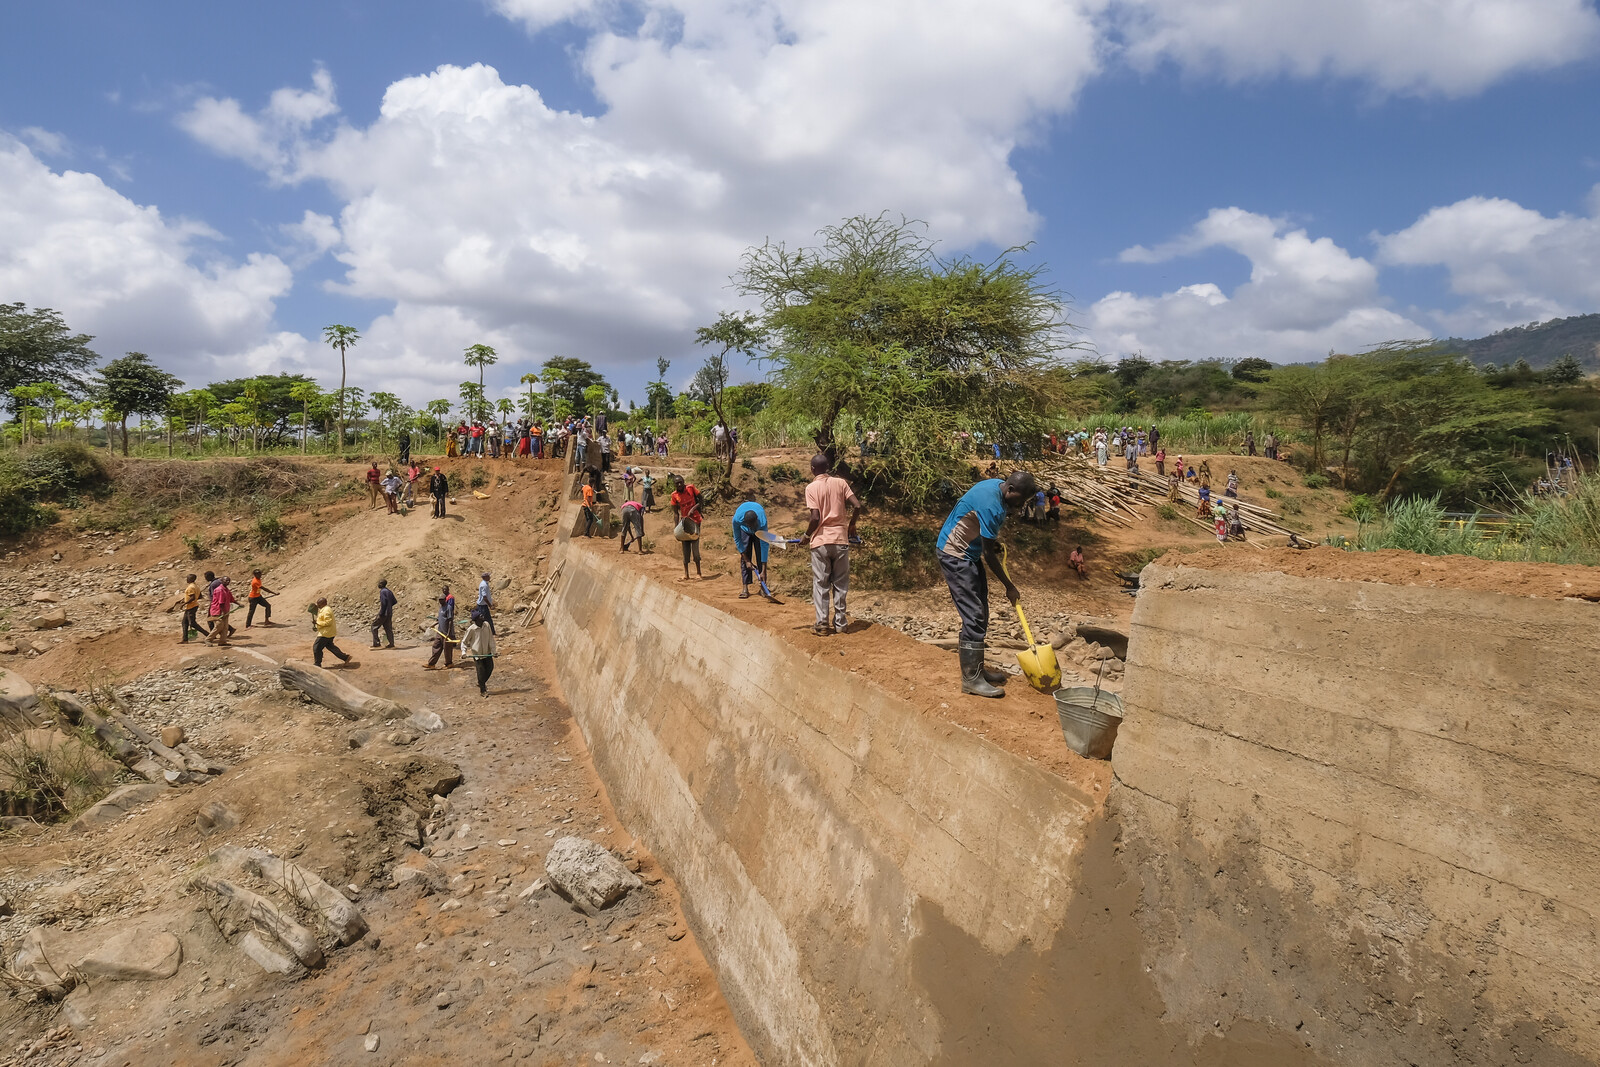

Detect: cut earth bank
[0, 459, 755, 1067]
[548, 502, 1600, 1066]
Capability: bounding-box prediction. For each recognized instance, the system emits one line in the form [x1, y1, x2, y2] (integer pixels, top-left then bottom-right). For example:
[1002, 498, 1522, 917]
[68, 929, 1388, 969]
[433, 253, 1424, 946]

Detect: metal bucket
[1055, 687, 1124, 761]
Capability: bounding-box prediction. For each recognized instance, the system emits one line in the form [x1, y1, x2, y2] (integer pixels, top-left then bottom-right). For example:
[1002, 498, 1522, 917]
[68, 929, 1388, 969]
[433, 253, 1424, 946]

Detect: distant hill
[1444, 314, 1600, 371]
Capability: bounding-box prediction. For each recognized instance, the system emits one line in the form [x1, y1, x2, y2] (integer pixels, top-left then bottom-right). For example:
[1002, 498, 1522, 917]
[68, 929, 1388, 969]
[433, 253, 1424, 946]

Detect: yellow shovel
[1013, 600, 1062, 693]
[996, 545, 1061, 693]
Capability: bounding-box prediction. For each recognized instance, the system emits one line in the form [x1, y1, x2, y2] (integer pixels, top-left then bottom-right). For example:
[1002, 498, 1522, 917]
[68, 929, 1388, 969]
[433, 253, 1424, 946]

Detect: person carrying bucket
[935, 470, 1035, 698]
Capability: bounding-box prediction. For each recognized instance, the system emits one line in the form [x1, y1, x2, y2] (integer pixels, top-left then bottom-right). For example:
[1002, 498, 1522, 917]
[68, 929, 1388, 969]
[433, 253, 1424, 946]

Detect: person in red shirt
[365, 462, 381, 509]
[207, 577, 236, 647]
[669, 475, 704, 581]
[245, 569, 277, 627]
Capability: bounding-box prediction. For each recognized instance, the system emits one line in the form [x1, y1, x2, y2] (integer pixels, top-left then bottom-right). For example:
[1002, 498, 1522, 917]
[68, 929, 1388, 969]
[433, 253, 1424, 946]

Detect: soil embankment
[0, 456, 753, 1067]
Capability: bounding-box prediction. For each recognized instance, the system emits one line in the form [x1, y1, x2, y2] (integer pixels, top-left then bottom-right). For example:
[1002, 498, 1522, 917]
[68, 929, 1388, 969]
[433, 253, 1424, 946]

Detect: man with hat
[935, 469, 1035, 698]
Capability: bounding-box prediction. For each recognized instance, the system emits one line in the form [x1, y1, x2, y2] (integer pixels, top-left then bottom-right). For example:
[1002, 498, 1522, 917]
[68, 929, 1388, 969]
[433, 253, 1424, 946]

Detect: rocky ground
[0, 461, 754, 1067]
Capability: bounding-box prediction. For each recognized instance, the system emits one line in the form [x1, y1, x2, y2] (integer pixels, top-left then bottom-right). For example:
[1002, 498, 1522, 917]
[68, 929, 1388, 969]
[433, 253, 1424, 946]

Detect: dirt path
[0, 465, 754, 1067]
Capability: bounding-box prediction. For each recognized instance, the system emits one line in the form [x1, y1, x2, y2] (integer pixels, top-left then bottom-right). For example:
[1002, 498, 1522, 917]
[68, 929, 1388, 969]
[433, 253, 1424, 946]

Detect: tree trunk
[301, 403, 309, 453]
[120, 416, 130, 456]
[337, 344, 347, 454]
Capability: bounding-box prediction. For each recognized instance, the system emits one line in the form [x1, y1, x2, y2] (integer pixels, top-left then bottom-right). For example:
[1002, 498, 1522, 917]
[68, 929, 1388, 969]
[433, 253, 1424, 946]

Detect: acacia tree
[322, 324, 360, 453]
[693, 311, 763, 482]
[98, 352, 180, 456]
[731, 213, 1070, 495]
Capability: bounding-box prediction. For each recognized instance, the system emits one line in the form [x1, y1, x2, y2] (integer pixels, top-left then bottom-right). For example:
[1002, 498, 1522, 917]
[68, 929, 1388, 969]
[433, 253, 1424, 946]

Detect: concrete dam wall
[1116, 555, 1600, 1066]
[547, 526, 1598, 1065]
[544, 538, 1107, 1066]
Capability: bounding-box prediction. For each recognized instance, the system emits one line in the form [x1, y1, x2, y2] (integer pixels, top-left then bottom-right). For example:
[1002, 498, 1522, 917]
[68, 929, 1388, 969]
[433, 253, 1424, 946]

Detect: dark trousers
[581, 506, 596, 536]
[371, 611, 394, 646]
[474, 657, 494, 693]
[312, 635, 350, 667]
[621, 509, 643, 551]
[940, 554, 990, 644]
[247, 595, 271, 625]
[182, 607, 202, 639]
[433, 492, 446, 518]
[428, 630, 455, 667]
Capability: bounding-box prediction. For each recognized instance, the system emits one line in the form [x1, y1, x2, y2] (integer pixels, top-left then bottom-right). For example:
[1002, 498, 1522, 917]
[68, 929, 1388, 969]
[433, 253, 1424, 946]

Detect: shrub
[1303, 472, 1330, 489]
[768, 463, 801, 483]
[741, 457, 755, 470]
[254, 512, 288, 551]
[0, 441, 108, 536]
[1263, 487, 1282, 499]
[1340, 494, 1379, 524]
[693, 458, 723, 487]
[851, 524, 940, 590]
[1277, 496, 1304, 515]
[183, 534, 209, 560]
[1156, 504, 1179, 521]
[470, 466, 489, 489]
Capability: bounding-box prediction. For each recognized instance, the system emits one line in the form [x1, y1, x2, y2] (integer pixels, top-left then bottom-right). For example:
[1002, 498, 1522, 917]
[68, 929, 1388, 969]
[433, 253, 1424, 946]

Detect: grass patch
[253, 511, 289, 551]
[768, 462, 801, 483]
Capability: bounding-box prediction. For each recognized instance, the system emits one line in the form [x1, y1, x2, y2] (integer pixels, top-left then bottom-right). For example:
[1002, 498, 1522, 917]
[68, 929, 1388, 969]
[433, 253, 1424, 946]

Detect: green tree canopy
[731, 213, 1072, 497]
[0, 303, 100, 410]
[98, 352, 181, 455]
[540, 356, 611, 413]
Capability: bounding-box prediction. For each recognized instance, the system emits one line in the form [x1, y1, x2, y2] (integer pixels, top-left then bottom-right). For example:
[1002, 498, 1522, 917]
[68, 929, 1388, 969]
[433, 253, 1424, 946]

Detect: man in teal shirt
[936, 470, 1035, 698]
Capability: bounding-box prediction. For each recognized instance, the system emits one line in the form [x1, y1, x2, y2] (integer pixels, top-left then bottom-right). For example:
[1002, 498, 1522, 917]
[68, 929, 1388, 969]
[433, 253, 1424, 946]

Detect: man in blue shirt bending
[936, 470, 1035, 698]
[732, 499, 770, 599]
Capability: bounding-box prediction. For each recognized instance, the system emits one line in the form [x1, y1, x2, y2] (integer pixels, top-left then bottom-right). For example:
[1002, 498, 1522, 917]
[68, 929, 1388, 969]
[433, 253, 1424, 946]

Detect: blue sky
[4, 0, 1600, 407]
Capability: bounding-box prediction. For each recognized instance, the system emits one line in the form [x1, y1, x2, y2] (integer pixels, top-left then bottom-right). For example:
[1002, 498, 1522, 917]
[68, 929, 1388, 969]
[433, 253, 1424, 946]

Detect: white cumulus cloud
[0, 135, 295, 387]
[1113, 0, 1600, 96]
[1374, 187, 1600, 335]
[1089, 207, 1427, 361]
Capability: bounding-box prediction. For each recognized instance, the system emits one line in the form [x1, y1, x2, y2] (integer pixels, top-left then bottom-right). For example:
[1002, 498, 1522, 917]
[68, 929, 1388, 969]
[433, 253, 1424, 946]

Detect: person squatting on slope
[936, 470, 1035, 698]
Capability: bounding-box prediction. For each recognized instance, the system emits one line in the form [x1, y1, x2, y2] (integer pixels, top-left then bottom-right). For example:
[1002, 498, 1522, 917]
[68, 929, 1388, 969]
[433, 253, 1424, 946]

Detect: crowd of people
[441, 414, 674, 463]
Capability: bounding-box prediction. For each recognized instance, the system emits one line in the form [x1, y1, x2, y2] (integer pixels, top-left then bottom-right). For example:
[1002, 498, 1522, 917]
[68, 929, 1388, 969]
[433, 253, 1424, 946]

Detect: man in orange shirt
[801, 454, 860, 636]
[245, 569, 277, 627]
[580, 482, 598, 537]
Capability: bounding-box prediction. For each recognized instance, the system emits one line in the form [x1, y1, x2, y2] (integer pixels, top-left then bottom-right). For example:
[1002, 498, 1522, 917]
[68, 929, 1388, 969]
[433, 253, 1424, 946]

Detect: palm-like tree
[464, 344, 498, 418]
[425, 399, 452, 444]
[520, 373, 539, 420]
[495, 397, 514, 424]
[288, 381, 320, 453]
[322, 324, 360, 453]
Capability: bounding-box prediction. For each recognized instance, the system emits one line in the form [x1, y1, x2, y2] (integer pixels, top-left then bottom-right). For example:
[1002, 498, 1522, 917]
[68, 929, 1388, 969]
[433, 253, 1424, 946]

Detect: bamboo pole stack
[1022, 455, 1296, 538]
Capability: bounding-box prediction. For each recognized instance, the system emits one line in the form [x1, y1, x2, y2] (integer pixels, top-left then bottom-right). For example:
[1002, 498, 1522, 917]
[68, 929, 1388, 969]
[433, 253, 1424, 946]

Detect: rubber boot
[959, 641, 1005, 698]
[981, 663, 1010, 688]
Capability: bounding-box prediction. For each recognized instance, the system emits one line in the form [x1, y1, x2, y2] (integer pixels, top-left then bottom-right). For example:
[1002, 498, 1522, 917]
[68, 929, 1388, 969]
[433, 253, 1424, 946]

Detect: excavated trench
[545, 517, 1599, 1067]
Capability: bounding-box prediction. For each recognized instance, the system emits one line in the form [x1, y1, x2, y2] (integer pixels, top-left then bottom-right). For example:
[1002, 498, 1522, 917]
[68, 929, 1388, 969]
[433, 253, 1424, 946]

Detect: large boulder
[544, 836, 642, 913]
[75, 929, 182, 981]
[29, 607, 69, 630]
[0, 668, 38, 710]
[71, 783, 167, 831]
[278, 660, 406, 721]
